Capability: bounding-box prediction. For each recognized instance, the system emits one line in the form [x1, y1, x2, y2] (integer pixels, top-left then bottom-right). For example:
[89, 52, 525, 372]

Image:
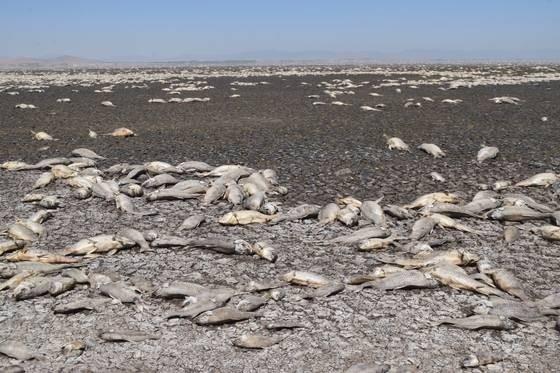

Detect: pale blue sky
[2, 0, 559, 60]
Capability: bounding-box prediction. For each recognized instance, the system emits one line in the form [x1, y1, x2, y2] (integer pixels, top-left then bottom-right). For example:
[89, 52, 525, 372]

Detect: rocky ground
[0, 65, 559, 372]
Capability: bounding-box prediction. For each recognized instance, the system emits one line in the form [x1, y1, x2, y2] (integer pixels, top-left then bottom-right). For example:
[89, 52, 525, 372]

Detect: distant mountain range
[1, 49, 560, 69]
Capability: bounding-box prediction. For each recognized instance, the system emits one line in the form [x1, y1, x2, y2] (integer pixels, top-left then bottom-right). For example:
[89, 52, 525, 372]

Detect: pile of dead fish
[1, 146, 560, 361]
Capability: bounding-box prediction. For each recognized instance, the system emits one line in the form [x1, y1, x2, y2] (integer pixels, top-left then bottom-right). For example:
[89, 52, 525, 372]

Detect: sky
[2, 0, 560, 61]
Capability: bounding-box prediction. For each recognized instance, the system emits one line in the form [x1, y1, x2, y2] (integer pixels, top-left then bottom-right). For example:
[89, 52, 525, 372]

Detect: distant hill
[0, 55, 108, 69]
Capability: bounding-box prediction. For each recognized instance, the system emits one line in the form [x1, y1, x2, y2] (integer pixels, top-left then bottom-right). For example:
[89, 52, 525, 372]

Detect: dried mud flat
[0, 65, 560, 372]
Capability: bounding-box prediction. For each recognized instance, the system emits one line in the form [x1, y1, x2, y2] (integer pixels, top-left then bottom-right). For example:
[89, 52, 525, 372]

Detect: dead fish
[219, 210, 274, 225]
[464, 198, 500, 214]
[422, 203, 480, 218]
[251, 241, 278, 262]
[336, 196, 362, 208]
[38, 195, 61, 209]
[233, 334, 284, 349]
[91, 181, 118, 200]
[155, 281, 207, 298]
[477, 146, 499, 163]
[0, 341, 36, 360]
[437, 314, 514, 330]
[166, 289, 234, 319]
[357, 237, 402, 251]
[537, 292, 560, 309]
[337, 205, 360, 226]
[191, 238, 250, 255]
[347, 266, 406, 285]
[51, 164, 77, 178]
[99, 281, 141, 303]
[71, 148, 105, 160]
[429, 213, 479, 234]
[7, 223, 38, 242]
[385, 135, 410, 152]
[504, 226, 520, 243]
[488, 206, 550, 222]
[281, 271, 331, 288]
[99, 330, 159, 342]
[88, 272, 115, 289]
[244, 172, 274, 192]
[118, 228, 151, 251]
[109, 127, 136, 137]
[537, 225, 560, 241]
[486, 298, 547, 322]
[0, 240, 25, 256]
[62, 234, 136, 256]
[27, 157, 72, 171]
[1, 161, 30, 171]
[473, 190, 498, 201]
[202, 181, 227, 205]
[318, 203, 340, 224]
[270, 204, 321, 224]
[383, 204, 413, 220]
[116, 193, 157, 216]
[48, 276, 76, 296]
[0, 262, 82, 279]
[244, 191, 265, 211]
[17, 219, 46, 238]
[462, 351, 505, 368]
[225, 182, 244, 205]
[236, 295, 268, 312]
[32, 130, 55, 141]
[428, 263, 507, 297]
[503, 193, 554, 213]
[194, 307, 256, 325]
[124, 165, 147, 179]
[62, 268, 89, 284]
[361, 270, 438, 291]
[32, 172, 55, 189]
[331, 227, 391, 244]
[404, 192, 459, 209]
[146, 189, 200, 201]
[178, 214, 205, 231]
[418, 143, 445, 158]
[21, 193, 45, 202]
[378, 249, 477, 269]
[177, 160, 214, 172]
[487, 269, 530, 300]
[261, 169, 279, 185]
[170, 179, 208, 193]
[142, 174, 179, 188]
[361, 198, 387, 226]
[516, 172, 558, 187]
[7, 249, 79, 264]
[0, 271, 34, 291]
[65, 175, 97, 189]
[410, 217, 436, 240]
[216, 168, 254, 184]
[430, 172, 445, 182]
[302, 282, 345, 298]
[13, 276, 52, 300]
[119, 183, 143, 197]
[205, 165, 255, 178]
